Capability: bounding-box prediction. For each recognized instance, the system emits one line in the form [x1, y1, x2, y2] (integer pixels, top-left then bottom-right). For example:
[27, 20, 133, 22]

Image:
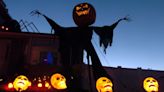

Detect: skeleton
[96, 77, 113, 92]
[13, 75, 31, 92]
[143, 77, 159, 92]
[50, 73, 67, 90]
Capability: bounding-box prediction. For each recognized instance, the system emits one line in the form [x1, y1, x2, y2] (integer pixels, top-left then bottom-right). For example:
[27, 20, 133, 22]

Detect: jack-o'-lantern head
[13, 75, 31, 91]
[50, 73, 67, 90]
[73, 2, 96, 27]
[143, 77, 159, 92]
[96, 77, 113, 92]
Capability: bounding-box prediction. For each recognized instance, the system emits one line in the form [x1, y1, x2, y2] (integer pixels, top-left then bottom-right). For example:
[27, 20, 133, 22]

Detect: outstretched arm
[30, 10, 62, 31]
[94, 16, 130, 53]
[109, 15, 130, 30]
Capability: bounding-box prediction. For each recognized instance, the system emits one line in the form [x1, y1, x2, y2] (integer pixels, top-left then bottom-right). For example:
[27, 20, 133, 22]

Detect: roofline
[0, 31, 58, 39]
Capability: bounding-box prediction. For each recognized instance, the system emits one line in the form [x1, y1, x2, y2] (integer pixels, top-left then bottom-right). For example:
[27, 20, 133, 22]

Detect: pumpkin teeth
[76, 8, 90, 16]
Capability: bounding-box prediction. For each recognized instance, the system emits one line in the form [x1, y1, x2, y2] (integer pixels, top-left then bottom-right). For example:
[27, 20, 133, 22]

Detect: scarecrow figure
[31, 2, 129, 91]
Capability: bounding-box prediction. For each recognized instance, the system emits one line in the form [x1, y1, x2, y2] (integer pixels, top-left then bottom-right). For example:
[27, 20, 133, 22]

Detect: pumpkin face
[13, 75, 31, 91]
[73, 2, 96, 27]
[96, 77, 113, 92]
[143, 77, 159, 92]
[50, 73, 67, 90]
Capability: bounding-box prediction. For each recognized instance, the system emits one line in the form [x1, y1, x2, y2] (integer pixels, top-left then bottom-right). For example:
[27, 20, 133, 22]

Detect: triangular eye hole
[76, 6, 81, 11]
[83, 4, 88, 8]
[56, 77, 60, 80]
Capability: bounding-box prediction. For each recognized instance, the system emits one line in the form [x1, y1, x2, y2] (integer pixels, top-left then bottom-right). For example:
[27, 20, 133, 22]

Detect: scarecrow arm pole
[30, 10, 63, 33]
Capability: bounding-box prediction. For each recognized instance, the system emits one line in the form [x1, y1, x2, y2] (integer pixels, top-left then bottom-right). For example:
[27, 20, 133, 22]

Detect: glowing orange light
[45, 81, 51, 89]
[45, 82, 49, 87]
[37, 83, 42, 87]
[8, 83, 13, 89]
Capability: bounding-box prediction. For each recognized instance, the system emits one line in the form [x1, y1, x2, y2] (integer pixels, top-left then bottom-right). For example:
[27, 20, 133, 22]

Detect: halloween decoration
[143, 77, 159, 92]
[37, 82, 42, 87]
[50, 73, 67, 90]
[45, 81, 51, 89]
[31, 2, 129, 91]
[8, 82, 13, 89]
[33, 76, 51, 89]
[73, 2, 96, 27]
[96, 77, 113, 92]
[13, 75, 31, 92]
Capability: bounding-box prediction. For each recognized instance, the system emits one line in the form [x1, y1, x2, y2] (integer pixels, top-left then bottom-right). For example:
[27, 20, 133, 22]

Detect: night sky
[4, 0, 164, 70]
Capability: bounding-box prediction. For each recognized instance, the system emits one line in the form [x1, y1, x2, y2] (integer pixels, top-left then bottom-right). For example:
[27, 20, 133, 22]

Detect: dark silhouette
[0, 0, 21, 32]
[31, 2, 129, 91]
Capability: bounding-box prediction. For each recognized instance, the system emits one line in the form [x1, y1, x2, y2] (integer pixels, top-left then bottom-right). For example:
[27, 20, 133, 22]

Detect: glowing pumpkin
[50, 73, 67, 90]
[73, 2, 96, 27]
[96, 77, 113, 92]
[143, 77, 159, 92]
[13, 75, 31, 91]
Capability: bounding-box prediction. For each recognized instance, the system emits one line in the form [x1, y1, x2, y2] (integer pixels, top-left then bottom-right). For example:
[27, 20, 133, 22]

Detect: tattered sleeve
[94, 20, 121, 53]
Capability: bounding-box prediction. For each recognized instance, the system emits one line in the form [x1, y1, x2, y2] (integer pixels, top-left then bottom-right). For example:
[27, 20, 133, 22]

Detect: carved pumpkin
[96, 77, 113, 92]
[50, 73, 67, 90]
[13, 75, 31, 91]
[73, 2, 96, 27]
[143, 77, 159, 92]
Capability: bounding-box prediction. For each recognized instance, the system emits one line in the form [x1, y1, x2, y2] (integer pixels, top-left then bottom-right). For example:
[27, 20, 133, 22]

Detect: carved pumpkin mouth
[76, 8, 90, 16]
